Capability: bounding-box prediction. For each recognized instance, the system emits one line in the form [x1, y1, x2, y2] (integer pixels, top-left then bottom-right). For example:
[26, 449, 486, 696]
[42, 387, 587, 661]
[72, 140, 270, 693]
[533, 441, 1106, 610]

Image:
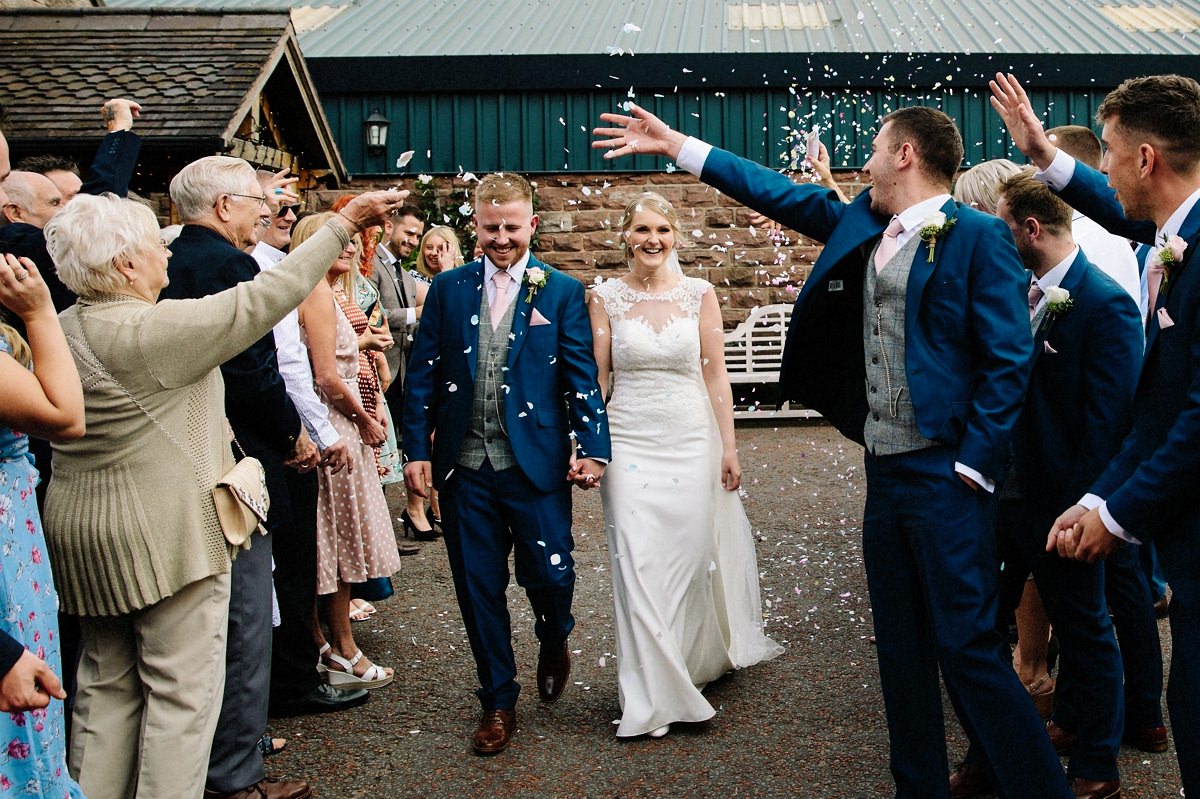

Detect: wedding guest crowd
[2, 66, 1198, 799]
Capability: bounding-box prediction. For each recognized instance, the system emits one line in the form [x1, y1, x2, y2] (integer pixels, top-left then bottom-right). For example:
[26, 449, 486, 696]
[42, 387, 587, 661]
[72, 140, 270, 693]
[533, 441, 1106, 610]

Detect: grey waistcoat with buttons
[862, 232, 939, 456]
[458, 286, 519, 471]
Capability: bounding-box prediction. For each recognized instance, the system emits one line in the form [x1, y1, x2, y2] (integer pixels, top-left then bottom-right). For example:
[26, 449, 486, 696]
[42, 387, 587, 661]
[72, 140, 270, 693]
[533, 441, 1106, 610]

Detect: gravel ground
[266, 422, 1183, 799]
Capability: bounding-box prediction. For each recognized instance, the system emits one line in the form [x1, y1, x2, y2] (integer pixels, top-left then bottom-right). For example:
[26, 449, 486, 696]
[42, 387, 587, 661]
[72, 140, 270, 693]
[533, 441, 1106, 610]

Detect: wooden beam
[227, 137, 297, 172]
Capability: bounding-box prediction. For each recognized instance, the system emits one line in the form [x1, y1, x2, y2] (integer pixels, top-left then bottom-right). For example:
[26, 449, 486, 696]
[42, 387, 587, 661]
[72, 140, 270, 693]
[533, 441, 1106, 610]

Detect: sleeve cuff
[1097, 501, 1141, 545]
[1034, 149, 1076, 191]
[1078, 493, 1103, 511]
[954, 462, 995, 493]
[676, 137, 713, 177]
[406, 308, 417, 326]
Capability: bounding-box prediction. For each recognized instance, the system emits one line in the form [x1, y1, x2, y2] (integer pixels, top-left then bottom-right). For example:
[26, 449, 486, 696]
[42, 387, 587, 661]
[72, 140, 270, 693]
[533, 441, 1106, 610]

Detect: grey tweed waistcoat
[458, 287, 518, 471]
[862, 232, 938, 456]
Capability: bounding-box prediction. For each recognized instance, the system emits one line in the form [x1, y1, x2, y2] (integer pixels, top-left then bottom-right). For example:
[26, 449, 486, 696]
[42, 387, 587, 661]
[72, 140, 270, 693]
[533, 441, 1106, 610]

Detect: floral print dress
[0, 338, 84, 798]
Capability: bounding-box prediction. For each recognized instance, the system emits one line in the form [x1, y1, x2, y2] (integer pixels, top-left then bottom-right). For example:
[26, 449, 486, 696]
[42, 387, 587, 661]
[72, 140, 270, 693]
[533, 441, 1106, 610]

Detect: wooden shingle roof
[0, 8, 346, 181]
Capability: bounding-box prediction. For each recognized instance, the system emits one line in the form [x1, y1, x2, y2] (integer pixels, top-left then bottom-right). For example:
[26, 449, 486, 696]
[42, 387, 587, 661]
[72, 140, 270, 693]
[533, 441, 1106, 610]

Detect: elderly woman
[41, 187, 399, 798]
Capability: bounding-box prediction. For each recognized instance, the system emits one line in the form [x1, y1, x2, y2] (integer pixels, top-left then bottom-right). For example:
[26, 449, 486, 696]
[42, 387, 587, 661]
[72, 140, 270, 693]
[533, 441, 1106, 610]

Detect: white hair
[169, 155, 256, 222]
[44, 193, 160, 299]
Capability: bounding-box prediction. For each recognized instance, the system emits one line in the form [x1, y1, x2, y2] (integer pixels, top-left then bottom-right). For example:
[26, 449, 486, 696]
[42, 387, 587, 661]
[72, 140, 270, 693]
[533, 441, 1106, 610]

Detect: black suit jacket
[160, 225, 301, 462]
[0, 130, 142, 319]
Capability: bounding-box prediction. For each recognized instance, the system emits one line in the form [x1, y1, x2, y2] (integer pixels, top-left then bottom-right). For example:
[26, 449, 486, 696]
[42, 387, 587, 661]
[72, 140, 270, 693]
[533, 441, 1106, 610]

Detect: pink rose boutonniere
[1159, 234, 1188, 285]
[525, 266, 548, 303]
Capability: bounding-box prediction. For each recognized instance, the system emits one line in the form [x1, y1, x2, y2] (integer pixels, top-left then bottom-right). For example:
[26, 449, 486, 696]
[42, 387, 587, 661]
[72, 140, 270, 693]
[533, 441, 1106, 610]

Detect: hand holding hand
[593, 103, 688, 162]
[567, 456, 606, 490]
[0, 255, 53, 322]
[404, 460, 432, 499]
[101, 98, 141, 132]
[0, 649, 65, 713]
[1050, 507, 1122, 563]
[318, 438, 351, 474]
[359, 326, 394, 352]
[988, 73, 1057, 169]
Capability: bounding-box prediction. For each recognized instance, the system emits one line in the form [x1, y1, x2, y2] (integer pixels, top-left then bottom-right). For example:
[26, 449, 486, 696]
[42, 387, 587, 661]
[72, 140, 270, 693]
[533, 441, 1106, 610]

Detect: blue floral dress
[0, 338, 84, 798]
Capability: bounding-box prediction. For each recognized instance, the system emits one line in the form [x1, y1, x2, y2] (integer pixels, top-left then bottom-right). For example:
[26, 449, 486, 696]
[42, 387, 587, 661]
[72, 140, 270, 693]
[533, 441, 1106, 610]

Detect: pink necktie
[874, 217, 904, 274]
[1146, 262, 1166, 315]
[1027, 283, 1044, 320]
[490, 270, 512, 329]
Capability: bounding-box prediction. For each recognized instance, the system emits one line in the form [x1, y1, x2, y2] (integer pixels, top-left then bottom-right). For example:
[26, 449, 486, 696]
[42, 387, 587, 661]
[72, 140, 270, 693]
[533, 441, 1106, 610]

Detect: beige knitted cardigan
[44, 220, 350, 617]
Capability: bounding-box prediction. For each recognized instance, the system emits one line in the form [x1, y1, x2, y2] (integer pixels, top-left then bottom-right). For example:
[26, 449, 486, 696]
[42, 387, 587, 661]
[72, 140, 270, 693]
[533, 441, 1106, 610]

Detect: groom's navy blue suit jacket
[1057, 162, 1200, 542]
[698, 147, 1033, 483]
[402, 256, 611, 493]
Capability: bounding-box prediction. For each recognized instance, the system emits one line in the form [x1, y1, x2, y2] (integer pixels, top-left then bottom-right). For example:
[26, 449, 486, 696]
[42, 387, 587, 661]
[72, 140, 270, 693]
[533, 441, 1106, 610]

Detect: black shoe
[400, 510, 440, 542]
[270, 683, 369, 717]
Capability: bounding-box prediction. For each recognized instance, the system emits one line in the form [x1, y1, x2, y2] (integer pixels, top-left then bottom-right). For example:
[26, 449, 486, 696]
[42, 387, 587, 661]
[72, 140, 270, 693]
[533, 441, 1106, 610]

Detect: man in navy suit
[950, 172, 1141, 798]
[160, 156, 317, 799]
[402, 172, 610, 755]
[993, 71, 1200, 796]
[594, 105, 1072, 798]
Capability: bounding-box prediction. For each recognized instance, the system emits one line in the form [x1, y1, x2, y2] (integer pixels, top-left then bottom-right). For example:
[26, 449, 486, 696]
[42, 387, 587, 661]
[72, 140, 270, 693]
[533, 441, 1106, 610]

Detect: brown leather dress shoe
[472, 708, 516, 755]
[204, 777, 312, 799]
[1070, 777, 1120, 799]
[948, 761, 995, 799]
[1046, 719, 1078, 755]
[536, 641, 571, 702]
[1123, 724, 1168, 753]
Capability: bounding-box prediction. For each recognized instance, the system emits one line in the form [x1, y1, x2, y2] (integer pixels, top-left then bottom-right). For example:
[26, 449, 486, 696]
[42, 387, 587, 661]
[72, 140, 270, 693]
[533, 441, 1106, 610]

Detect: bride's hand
[721, 450, 742, 491]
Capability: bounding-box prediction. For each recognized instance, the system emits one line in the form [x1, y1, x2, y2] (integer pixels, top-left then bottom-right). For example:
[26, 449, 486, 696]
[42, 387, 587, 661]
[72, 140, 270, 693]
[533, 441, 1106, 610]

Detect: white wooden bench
[723, 303, 820, 419]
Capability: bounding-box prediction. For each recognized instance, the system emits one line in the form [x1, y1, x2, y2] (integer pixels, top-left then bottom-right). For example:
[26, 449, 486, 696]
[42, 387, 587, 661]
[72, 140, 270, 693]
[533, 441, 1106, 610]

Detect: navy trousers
[990, 498, 1123, 782]
[863, 446, 1071, 799]
[1157, 529, 1200, 795]
[441, 459, 575, 711]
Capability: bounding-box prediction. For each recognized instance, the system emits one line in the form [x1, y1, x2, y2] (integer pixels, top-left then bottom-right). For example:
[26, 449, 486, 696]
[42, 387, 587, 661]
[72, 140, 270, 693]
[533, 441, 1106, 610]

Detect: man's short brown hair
[881, 106, 965, 186]
[1097, 74, 1200, 174]
[1000, 170, 1073, 234]
[475, 172, 533, 209]
[1046, 125, 1102, 170]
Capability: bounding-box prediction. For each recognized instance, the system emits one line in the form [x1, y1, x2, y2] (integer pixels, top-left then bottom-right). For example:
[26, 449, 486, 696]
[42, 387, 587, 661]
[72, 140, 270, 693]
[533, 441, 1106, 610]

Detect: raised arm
[80, 98, 143, 198]
[988, 73, 1059, 170]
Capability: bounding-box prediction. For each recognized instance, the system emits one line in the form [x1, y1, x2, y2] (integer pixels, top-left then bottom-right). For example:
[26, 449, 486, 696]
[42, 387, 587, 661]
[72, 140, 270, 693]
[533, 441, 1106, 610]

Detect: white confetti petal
[395, 150, 415, 168]
[621, 22, 641, 33]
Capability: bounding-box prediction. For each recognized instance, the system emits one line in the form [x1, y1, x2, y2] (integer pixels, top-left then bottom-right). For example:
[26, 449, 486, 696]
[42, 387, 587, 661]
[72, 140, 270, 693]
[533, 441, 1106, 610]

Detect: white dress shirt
[377, 245, 417, 326]
[252, 241, 341, 450]
[1028, 248, 1077, 315]
[1039, 150, 1200, 541]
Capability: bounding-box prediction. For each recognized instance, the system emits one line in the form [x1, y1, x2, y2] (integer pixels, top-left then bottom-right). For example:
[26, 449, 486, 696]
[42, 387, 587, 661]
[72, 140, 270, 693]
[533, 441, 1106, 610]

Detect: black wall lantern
[364, 109, 390, 156]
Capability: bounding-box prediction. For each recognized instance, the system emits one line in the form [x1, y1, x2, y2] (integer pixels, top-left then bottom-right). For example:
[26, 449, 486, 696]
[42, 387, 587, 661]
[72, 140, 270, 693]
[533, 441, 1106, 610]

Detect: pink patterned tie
[1027, 282, 1044, 320]
[490, 269, 512, 329]
[1146, 262, 1166, 315]
[874, 217, 905, 274]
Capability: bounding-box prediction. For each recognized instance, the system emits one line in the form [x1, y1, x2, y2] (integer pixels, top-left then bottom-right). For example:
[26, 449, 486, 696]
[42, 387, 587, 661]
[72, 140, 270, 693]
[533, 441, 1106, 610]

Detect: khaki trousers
[70, 572, 231, 799]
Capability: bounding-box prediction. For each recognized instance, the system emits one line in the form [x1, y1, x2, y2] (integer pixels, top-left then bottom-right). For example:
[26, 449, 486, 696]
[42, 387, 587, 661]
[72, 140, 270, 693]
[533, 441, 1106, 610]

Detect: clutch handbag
[68, 320, 269, 549]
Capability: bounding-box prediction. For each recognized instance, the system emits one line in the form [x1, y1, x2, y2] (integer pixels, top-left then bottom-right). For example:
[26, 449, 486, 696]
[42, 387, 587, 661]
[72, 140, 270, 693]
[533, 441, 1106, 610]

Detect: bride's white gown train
[594, 277, 783, 738]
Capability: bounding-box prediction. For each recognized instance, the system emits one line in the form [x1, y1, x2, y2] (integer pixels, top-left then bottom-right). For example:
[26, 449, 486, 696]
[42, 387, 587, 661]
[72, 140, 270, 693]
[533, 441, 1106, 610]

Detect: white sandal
[317, 642, 330, 675]
[324, 649, 394, 690]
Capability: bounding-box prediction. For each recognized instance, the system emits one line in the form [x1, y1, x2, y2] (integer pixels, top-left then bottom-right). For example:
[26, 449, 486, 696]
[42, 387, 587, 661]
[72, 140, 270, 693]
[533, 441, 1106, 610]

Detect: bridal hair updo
[618, 191, 681, 260]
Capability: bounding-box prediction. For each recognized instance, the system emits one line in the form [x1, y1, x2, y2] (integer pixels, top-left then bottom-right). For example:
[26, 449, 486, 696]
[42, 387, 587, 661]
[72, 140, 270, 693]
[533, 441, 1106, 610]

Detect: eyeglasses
[276, 203, 301, 219]
[226, 192, 267, 208]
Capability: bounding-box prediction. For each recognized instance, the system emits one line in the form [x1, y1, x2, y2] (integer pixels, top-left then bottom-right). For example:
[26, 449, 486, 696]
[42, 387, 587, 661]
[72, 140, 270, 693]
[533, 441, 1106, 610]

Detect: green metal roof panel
[104, 0, 1200, 57]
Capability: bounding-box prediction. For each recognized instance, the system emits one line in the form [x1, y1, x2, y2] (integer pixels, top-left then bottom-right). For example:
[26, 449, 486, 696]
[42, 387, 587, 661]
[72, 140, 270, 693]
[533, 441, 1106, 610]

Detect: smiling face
[624, 207, 676, 272]
[862, 122, 899, 215]
[330, 239, 359, 278]
[474, 198, 537, 269]
[1099, 117, 1152, 222]
[421, 231, 454, 274]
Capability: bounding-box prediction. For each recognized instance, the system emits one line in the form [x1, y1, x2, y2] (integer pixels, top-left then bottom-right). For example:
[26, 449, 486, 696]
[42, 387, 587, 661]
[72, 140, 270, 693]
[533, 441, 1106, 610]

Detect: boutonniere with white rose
[918, 212, 957, 263]
[525, 266, 548, 303]
[1043, 286, 1073, 319]
[1158, 234, 1188, 285]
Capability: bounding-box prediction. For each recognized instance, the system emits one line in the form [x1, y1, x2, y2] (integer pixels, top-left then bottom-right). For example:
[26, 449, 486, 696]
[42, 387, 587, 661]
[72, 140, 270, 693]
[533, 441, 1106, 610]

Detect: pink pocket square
[1043, 341, 1058, 355]
[531, 308, 552, 326]
[1158, 307, 1175, 329]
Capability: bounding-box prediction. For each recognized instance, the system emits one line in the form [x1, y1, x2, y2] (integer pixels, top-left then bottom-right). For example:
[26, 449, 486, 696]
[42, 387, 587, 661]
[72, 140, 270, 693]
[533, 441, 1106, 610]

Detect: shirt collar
[1033, 247, 1079, 292]
[894, 194, 953, 235]
[377, 245, 397, 267]
[483, 251, 531, 283]
[252, 241, 286, 265]
[1158, 185, 1200, 242]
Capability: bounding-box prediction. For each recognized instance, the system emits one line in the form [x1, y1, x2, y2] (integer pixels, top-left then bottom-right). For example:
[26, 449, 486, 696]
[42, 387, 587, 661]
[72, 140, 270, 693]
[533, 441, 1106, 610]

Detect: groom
[402, 172, 610, 755]
[594, 106, 1071, 797]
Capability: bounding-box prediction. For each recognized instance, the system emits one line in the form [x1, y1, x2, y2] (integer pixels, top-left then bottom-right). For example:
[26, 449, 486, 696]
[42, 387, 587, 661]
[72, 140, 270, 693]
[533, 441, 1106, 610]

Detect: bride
[588, 192, 783, 739]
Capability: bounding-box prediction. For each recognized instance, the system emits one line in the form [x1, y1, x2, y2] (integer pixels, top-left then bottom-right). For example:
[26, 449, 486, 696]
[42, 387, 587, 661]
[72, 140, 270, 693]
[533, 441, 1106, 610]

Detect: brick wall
[315, 170, 865, 329]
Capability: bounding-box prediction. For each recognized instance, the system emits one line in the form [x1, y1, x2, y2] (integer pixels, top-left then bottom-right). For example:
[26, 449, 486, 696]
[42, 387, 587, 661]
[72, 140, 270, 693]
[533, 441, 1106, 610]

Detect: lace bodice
[592, 277, 712, 429]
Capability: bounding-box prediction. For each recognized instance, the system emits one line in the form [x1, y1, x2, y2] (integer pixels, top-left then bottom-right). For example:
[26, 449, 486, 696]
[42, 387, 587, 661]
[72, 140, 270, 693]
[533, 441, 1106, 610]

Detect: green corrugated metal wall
[326, 87, 1112, 177]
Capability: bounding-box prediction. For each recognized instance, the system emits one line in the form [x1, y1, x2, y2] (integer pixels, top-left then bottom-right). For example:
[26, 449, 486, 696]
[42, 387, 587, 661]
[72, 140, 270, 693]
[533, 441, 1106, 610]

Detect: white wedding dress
[593, 276, 783, 738]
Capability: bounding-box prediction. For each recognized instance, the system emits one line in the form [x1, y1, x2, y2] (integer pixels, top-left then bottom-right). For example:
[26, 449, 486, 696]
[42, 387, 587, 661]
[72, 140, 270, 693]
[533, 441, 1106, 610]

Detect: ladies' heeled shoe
[648, 724, 670, 739]
[1026, 674, 1056, 719]
[400, 510, 439, 542]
